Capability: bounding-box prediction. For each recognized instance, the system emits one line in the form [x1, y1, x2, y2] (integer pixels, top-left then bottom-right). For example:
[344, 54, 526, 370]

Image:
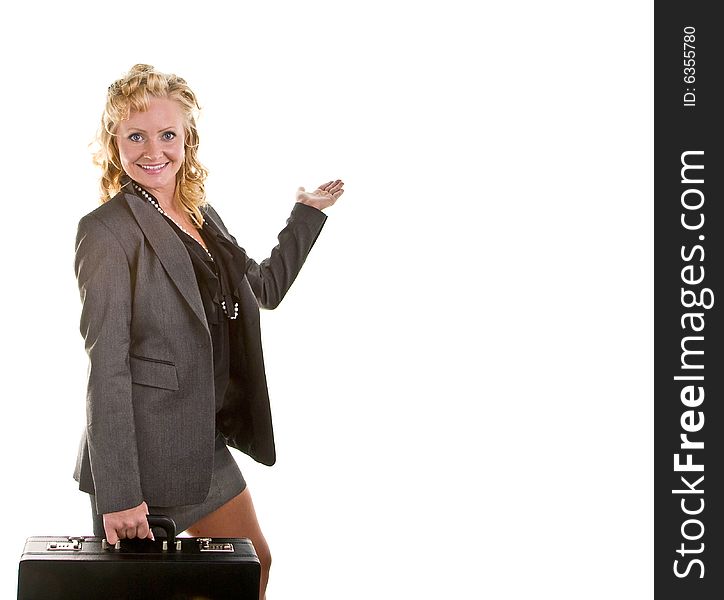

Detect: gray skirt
[89, 432, 246, 537]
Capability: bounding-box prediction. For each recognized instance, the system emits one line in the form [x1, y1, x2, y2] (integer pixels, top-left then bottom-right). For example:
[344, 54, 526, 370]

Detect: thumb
[298, 186, 305, 193]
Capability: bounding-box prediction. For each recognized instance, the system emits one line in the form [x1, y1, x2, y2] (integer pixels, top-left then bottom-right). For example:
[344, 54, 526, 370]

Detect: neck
[139, 181, 175, 210]
[152, 189, 176, 213]
[134, 181, 175, 211]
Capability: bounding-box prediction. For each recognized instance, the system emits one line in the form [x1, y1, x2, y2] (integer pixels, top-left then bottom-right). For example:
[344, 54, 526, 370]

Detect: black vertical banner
[655, 4, 722, 598]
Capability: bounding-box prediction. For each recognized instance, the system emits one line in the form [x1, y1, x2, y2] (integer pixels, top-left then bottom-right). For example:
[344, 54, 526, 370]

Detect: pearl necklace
[133, 182, 213, 259]
[133, 182, 239, 320]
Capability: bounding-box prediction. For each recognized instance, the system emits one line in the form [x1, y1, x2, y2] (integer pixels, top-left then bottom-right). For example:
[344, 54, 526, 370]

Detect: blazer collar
[120, 176, 209, 331]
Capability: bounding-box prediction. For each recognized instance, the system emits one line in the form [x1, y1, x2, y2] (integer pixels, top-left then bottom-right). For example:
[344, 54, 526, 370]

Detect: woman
[73, 64, 344, 598]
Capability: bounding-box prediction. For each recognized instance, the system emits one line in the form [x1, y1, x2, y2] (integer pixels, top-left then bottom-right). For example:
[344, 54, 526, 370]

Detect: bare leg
[183, 488, 271, 600]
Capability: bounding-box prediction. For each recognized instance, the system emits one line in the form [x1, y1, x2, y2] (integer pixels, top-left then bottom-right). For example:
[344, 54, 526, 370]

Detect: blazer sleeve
[208, 201, 328, 309]
[75, 213, 144, 515]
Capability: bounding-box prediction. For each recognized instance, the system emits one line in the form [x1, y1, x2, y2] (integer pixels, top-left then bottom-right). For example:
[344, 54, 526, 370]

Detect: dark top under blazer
[73, 181, 327, 515]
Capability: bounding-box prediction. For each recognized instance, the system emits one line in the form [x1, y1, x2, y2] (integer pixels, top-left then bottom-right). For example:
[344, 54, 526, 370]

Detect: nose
[144, 139, 163, 161]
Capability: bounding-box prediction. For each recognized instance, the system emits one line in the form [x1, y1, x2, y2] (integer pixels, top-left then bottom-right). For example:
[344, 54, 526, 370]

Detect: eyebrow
[127, 126, 178, 133]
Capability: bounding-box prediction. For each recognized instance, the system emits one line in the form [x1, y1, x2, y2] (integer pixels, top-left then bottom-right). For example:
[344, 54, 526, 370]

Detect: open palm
[296, 179, 345, 210]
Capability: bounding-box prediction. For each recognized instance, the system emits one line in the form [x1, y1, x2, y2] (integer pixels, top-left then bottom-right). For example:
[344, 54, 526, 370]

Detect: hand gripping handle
[102, 514, 179, 551]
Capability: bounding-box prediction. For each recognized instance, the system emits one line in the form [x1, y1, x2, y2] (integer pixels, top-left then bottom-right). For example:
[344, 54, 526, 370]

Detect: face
[116, 95, 186, 199]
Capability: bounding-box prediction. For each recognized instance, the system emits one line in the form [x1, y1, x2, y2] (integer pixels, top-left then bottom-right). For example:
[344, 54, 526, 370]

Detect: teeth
[140, 163, 167, 171]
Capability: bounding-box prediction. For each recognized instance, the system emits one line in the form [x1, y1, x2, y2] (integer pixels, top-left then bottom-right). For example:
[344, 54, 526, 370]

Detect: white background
[0, 1, 652, 598]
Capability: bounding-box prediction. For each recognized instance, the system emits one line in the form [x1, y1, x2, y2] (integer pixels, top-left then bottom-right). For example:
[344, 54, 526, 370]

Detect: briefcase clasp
[198, 538, 235, 552]
[46, 539, 82, 551]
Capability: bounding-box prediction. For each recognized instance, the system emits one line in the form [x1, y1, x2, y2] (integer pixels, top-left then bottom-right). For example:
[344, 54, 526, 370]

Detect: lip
[137, 162, 169, 173]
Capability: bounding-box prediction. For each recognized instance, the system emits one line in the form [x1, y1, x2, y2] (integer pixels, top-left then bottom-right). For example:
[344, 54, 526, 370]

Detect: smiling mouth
[138, 162, 169, 172]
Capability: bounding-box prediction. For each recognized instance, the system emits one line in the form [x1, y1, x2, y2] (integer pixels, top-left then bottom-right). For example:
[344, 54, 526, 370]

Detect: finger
[125, 525, 138, 540]
[145, 510, 154, 540]
[106, 528, 119, 545]
[138, 520, 152, 541]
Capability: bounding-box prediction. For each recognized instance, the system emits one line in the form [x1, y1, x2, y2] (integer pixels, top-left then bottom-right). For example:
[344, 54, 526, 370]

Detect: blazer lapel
[200, 207, 228, 243]
[200, 206, 259, 308]
[124, 190, 209, 330]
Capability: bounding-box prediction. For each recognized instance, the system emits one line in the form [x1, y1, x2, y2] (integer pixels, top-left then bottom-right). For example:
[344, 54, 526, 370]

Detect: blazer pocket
[129, 354, 179, 391]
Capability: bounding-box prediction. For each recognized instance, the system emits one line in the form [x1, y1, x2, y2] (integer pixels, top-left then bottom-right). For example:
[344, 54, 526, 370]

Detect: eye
[128, 132, 143, 142]
[162, 131, 177, 141]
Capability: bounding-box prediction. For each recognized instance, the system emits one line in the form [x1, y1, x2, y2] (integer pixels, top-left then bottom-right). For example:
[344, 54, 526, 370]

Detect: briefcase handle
[146, 514, 177, 541]
[100, 515, 180, 551]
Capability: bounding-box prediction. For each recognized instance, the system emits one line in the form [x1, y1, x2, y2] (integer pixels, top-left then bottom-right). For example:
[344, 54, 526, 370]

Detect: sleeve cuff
[292, 201, 329, 225]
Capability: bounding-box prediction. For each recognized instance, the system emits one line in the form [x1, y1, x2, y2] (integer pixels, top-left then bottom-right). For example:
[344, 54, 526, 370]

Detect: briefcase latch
[198, 538, 234, 552]
[47, 539, 83, 551]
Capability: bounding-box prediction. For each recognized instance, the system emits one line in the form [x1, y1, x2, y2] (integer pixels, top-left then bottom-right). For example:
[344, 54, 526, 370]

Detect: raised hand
[296, 179, 345, 211]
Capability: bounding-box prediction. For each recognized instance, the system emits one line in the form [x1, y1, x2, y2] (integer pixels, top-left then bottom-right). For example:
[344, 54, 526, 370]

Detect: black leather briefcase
[17, 515, 260, 599]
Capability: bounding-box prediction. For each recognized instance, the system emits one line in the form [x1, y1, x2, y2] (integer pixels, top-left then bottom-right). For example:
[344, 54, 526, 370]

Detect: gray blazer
[73, 179, 327, 515]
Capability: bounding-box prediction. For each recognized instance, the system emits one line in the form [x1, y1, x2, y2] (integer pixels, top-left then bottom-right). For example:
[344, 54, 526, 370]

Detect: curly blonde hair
[93, 64, 209, 227]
